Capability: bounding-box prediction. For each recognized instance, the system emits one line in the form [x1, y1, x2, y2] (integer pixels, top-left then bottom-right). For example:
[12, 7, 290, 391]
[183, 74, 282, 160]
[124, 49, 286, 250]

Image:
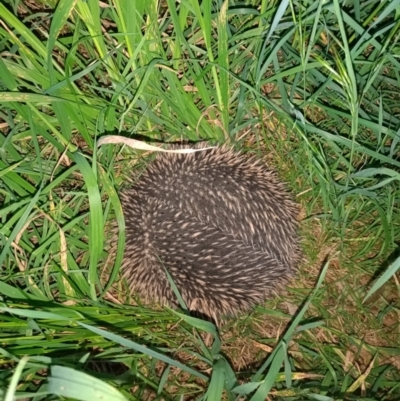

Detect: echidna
[120, 142, 300, 321]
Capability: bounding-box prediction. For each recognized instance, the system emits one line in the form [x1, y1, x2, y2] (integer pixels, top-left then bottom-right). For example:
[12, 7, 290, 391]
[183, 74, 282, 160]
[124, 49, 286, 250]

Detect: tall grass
[0, 0, 399, 400]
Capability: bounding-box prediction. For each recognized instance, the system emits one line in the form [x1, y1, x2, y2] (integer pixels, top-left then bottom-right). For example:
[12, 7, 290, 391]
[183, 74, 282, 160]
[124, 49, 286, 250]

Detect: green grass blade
[4, 356, 29, 401]
[48, 365, 129, 401]
[78, 321, 209, 381]
[72, 153, 104, 300]
[364, 255, 400, 302]
[0, 184, 43, 270]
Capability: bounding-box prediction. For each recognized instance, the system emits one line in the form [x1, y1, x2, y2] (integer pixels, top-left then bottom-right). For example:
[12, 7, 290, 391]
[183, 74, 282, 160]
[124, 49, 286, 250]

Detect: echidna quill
[120, 142, 300, 321]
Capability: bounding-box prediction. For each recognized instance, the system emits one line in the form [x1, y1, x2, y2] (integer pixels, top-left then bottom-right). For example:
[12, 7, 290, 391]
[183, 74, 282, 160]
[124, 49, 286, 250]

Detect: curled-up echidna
[120, 142, 300, 321]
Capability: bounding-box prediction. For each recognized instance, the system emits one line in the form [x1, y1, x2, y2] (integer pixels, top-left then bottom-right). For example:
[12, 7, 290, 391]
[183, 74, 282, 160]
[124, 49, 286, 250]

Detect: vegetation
[0, 0, 399, 400]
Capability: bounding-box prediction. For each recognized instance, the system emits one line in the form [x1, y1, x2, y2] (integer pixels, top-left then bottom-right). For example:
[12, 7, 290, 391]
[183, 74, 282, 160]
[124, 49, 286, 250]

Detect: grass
[0, 0, 400, 399]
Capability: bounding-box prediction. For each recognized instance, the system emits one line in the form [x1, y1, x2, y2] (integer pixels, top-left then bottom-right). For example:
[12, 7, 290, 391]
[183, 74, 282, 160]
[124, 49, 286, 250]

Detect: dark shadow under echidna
[120, 143, 301, 321]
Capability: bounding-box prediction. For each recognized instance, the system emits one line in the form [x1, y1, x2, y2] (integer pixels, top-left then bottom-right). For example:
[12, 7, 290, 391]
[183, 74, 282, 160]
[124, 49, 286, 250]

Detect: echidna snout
[120, 143, 300, 320]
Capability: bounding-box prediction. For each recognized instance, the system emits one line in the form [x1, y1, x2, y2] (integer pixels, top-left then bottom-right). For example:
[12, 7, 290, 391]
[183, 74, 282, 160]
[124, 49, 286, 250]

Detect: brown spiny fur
[120, 142, 301, 321]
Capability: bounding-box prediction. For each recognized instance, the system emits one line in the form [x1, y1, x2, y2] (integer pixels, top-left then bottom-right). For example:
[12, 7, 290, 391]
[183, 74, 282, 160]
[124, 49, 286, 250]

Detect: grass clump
[0, 0, 400, 400]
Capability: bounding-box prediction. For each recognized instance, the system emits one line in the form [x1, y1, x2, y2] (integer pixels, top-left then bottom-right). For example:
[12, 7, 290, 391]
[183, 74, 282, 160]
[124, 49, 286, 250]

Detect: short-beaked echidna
[120, 142, 300, 320]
